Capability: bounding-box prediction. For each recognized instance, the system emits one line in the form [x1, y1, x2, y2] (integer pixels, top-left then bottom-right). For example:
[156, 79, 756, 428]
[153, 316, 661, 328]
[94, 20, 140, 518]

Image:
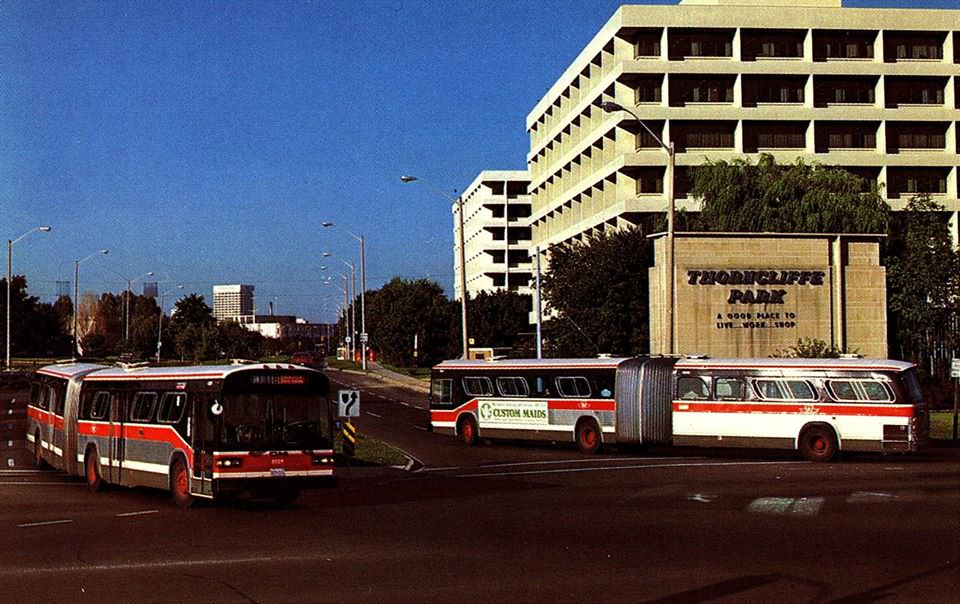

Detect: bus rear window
[431, 378, 453, 404]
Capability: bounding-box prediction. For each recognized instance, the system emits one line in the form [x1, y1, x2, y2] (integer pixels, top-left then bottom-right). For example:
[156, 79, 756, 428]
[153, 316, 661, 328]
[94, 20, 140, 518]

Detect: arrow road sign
[338, 389, 360, 417]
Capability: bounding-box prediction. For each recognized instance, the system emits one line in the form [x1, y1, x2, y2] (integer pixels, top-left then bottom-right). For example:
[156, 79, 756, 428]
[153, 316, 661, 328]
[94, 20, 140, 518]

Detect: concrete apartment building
[525, 0, 960, 254]
[212, 284, 255, 322]
[455, 171, 534, 300]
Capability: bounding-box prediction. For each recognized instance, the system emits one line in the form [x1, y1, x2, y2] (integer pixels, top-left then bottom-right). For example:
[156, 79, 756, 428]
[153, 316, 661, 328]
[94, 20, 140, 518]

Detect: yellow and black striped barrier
[341, 420, 357, 457]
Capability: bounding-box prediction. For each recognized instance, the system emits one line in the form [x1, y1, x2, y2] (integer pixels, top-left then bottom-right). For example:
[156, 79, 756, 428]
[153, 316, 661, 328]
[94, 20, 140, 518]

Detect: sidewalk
[332, 361, 430, 394]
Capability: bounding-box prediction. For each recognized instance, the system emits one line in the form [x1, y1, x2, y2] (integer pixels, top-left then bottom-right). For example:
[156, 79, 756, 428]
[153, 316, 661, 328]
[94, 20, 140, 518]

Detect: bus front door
[109, 393, 126, 485]
[190, 399, 215, 498]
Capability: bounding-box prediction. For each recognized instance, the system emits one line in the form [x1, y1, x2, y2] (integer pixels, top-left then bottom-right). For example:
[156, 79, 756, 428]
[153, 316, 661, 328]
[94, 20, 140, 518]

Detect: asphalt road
[2, 371, 958, 603]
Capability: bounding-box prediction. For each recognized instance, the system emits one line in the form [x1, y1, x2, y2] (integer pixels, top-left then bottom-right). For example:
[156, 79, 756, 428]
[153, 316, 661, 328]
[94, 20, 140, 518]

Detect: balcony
[883, 31, 946, 62]
[668, 75, 736, 107]
[742, 75, 807, 107]
[885, 77, 947, 108]
[813, 76, 877, 107]
[813, 30, 877, 62]
[743, 121, 808, 153]
[670, 121, 737, 153]
[886, 167, 950, 199]
[814, 121, 878, 153]
[885, 122, 948, 153]
[741, 29, 805, 61]
[668, 29, 734, 61]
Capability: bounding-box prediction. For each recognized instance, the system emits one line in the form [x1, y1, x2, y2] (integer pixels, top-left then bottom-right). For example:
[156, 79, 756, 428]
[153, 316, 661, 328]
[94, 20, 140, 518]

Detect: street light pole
[73, 248, 109, 358]
[401, 175, 470, 359]
[322, 223, 368, 370]
[6, 226, 52, 369]
[601, 101, 676, 355]
[156, 285, 183, 363]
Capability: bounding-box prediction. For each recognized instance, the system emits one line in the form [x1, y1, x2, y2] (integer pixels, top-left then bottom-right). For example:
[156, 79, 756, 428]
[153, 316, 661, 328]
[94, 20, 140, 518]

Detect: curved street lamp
[6, 226, 52, 369]
[73, 248, 109, 357]
[324, 252, 357, 364]
[401, 175, 469, 359]
[600, 101, 676, 355]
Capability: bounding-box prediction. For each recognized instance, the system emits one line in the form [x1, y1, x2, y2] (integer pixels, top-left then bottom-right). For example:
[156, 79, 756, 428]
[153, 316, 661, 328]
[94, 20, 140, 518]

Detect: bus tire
[84, 449, 103, 492]
[798, 425, 838, 463]
[170, 457, 194, 509]
[458, 415, 478, 447]
[575, 418, 602, 454]
[34, 431, 46, 470]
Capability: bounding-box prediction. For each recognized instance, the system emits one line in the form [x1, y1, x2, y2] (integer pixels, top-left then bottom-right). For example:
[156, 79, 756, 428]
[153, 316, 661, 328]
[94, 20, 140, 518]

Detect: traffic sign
[360, 332, 368, 343]
[951, 358, 960, 379]
[338, 389, 360, 417]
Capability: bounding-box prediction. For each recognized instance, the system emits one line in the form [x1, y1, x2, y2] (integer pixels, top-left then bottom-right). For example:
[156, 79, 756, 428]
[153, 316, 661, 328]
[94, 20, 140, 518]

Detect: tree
[364, 277, 458, 366]
[542, 228, 652, 357]
[168, 294, 219, 361]
[0, 276, 71, 358]
[218, 321, 264, 360]
[467, 291, 532, 351]
[689, 154, 889, 234]
[886, 194, 960, 381]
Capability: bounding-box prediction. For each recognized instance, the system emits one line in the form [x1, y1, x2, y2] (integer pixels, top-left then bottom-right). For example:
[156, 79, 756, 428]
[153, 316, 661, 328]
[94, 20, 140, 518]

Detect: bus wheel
[84, 451, 103, 492]
[458, 416, 478, 447]
[799, 425, 837, 463]
[170, 458, 194, 509]
[575, 419, 602, 454]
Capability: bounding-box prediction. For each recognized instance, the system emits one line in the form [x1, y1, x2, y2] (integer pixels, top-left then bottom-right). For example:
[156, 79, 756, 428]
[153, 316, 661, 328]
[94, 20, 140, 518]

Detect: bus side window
[715, 377, 745, 400]
[89, 392, 111, 420]
[53, 386, 66, 416]
[462, 377, 494, 397]
[158, 393, 188, 424]
[677, 377, 708, 400]
[130, 392, 159, 423]
[431, 378, 453, 405]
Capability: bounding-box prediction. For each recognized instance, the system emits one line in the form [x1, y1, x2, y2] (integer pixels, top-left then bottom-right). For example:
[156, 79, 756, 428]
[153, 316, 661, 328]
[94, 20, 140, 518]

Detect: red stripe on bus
[213, 452, 323, 474]
[430, 400, 479, 422]
[548, 399, 615, 412]
[672, 401, 914, 417]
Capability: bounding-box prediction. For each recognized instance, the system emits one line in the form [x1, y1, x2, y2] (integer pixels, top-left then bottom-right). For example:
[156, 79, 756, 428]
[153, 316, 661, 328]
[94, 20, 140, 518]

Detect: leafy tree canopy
[690, 154, 888, 234]
[541, 228, 651, 357]
[467, 290, 532, 351]
[363, 277, 458, 366]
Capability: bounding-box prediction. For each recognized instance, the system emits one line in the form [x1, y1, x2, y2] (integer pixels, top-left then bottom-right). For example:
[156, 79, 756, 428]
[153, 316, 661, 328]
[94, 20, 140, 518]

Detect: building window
[885, 77, 946, 107]
[670, 76, 735, 106]
[815, 122, 877, 152]
[668, 29, 734, 60]
[884, 32, 945, 62]
[814, 76, 876, 106]
[741, 29, 805, 60]
[814, 30, 875, 61]
[887, 123, 947, 152]
[887, 168, 949, 198]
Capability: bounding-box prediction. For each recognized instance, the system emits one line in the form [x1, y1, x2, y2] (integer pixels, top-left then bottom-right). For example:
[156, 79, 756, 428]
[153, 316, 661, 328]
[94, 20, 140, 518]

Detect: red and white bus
[27, 362, 336, 506]
[429, 356, 930, 462]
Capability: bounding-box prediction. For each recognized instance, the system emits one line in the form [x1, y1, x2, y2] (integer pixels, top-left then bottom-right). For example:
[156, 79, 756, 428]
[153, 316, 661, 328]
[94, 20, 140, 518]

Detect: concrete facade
[525, 1, 960, 253]
[212, 284, 255, 322]
[649, 232, 887, 358]
[455, 171, 533, 300]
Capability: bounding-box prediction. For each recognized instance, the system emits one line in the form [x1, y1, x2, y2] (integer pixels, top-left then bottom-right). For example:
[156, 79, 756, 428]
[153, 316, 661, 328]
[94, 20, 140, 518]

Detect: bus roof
[37, 362, 320, 382]
[36, 362, 111, 380]
[675, 357, 915, 372]
[433, 358, 632, 371]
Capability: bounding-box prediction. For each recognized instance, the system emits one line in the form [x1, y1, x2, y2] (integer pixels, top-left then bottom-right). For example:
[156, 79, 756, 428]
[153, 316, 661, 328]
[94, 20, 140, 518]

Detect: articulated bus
[27, 362, 336, 507]
[429, 357, 930, 462]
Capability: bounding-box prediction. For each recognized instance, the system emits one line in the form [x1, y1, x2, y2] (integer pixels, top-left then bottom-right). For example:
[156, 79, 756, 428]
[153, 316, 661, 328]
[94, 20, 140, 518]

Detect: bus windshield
[220, 392, 332, 451]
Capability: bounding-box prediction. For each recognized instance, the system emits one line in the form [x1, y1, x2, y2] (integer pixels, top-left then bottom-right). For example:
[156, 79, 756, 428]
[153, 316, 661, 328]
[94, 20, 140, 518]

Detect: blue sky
[1, 0, 955, 322]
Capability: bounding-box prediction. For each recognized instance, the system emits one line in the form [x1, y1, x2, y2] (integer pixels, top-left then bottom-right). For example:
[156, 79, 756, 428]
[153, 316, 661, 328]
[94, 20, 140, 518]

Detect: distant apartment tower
[525, 0, 960, 252]
[455, 171, 534, 300]
[213, 284, 255, 322]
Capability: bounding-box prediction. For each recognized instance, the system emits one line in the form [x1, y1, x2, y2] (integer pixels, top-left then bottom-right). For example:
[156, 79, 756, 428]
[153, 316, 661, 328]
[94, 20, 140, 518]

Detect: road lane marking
[747, 496, 824, 516]
[18, 519, 74, 528]
[458, 460, 799, 478]
[482, 457, 689, 469]
[116, 510, 160, 518]
[0, 554, 334, 576]
[366, 412, 382, 418]
[418, 466, 460, 473]
[414, 425, 428, 431]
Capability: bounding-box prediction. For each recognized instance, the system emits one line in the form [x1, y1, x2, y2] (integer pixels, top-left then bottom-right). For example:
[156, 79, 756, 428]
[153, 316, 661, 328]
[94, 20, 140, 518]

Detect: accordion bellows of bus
[429, 356, 931, 462]
[26, 362, 336, 507]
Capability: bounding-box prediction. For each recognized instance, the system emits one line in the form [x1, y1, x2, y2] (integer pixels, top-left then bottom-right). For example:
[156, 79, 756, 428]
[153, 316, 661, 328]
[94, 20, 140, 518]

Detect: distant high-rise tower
[213, 284, 255, 322]
[143, 282, 158, 298]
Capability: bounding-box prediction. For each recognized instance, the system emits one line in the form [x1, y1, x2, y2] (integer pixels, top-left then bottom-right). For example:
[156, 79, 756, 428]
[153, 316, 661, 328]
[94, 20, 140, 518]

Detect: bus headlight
[312, 456, 334, 465]
[216, 457, 244, 468]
